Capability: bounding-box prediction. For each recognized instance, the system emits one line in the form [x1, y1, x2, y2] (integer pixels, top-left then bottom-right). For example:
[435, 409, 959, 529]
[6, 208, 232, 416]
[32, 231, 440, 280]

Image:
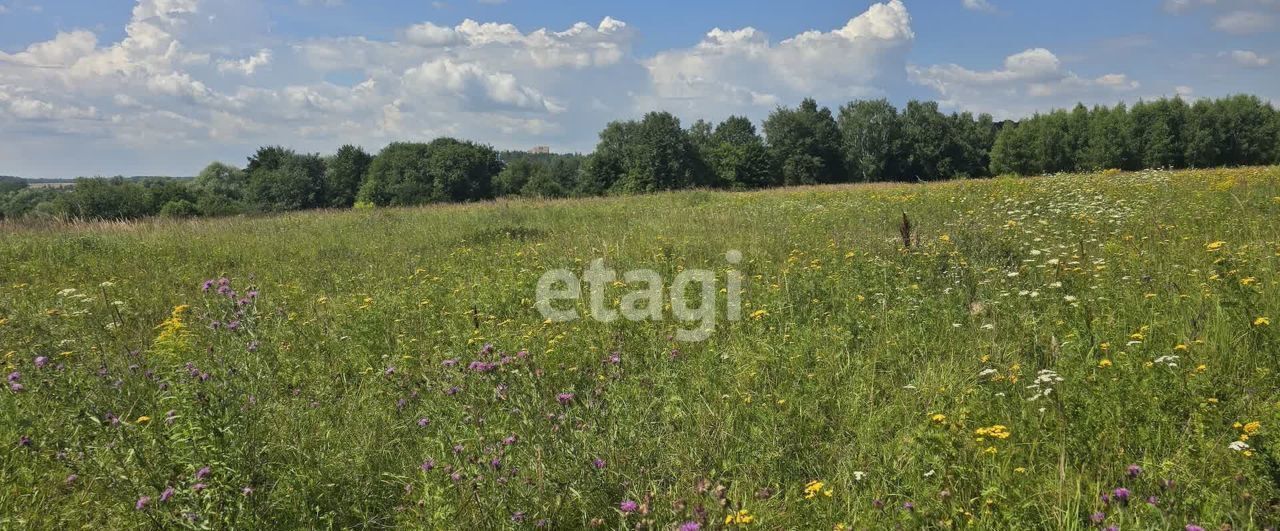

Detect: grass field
[2, 167, 1279, 529]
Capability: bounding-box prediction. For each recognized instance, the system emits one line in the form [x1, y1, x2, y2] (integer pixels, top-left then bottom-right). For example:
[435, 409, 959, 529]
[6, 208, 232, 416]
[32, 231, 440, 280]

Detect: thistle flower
[619, 500, 638, 513]
[1185, 526, 1205, 531]
[34, 356, 48, 368]
[679, 522, 701, 531]
[160, 486, 175, 502]
[592, 458, 606, 469]
[195, 466, 211, 480]
[192, 483, 206, 492]
[1126, 464, 1142, 478]
[417, 418, 430, 427]
[135, 496, 151, 510]
[1112, 488, 1130, 503]
[420, 459, 435, 471]
[6, 371, 19, 383]
[556, 392, 574, 405]
[1090, 512, 1105, 524]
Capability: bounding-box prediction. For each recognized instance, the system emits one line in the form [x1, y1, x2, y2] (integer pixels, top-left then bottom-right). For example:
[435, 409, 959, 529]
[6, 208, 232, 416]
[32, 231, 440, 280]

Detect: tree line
[2, 94, 1278, 221]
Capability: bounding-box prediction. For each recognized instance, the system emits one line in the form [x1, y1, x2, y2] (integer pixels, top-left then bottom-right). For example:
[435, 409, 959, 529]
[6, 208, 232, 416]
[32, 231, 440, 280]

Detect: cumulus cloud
[908, 48, 1140, 118]
[1222, 49, 1271, 67]
[643, 0, 914, 117]
[962, 0, 997, 12]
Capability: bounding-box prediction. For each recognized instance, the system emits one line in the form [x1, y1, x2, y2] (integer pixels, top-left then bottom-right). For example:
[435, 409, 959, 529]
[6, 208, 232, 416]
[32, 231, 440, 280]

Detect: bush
[159, 199, 198, 218]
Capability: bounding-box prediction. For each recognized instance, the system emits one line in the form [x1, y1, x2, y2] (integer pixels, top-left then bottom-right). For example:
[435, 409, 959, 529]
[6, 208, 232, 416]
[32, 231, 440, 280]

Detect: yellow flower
[975, 425, 1012, 440]
[750, 309, 769, 320]
[1206, 241, 1226, 252]
[725, 509, 755, 525]
[930, 413, 947, 424]
[1098, 359, 1113, 368]
[1196, 364, 1207, 373]
[136, 416, 152, 425]
[1243, 421, 1262, 435]
[1255, 317, 1271, 327]
[1099, 342, 1111, 352]
[1240, 277, 1258, 286]
[1013, 467, 1027, 474]
[939, 234, 952, 243]
[804, 480, 829, 499]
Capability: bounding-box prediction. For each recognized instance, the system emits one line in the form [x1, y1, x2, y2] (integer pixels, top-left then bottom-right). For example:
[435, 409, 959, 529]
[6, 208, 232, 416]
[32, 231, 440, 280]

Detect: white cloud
[908, 48, 1140, 118]
[1213, 10, 1276, 34]
[962, 0, 996, 12]
[1222, 49, 1272, 67]
[216, 49, 272, 75]
[644, 0, 913, 117]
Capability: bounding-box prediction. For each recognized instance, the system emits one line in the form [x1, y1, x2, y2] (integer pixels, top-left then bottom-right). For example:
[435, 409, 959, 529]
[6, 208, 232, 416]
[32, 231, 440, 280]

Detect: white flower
[923, 469, 935, 477]
[1229, 441, 1251, 452]
[99, 281, 115, 288]
[853, 471, 867, 481]
[56, 288, 77, 297]
[1064, 295, 1079, 302]
[978, 368, 998, 378]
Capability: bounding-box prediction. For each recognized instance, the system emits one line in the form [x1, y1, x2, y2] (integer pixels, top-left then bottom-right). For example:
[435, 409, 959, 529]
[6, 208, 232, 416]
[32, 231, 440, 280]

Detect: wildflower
[9, 382, 23, 392]
[556, 392, 574, 405]
[852, 471, 867, 481]
[902, 501, 915, 512]
[679, 522, 701, 531]
[195, 466, 211, 480]
[6, 371, 18, 383]
[1255, 317, 1271, 327]
[18, 435, 31, 447]
[974, 425, 1012, 440]
[511, 512, 526, 523]
[1090, 512, 1106, 524]
[1206, 241, 1226, 252]
[872, 499, 885, 510]
[1112, 488, 1131, 503]
[724, 509, 755, 525]
[1126, 464, 1142, 478]
[242, 486, 254, 496]
[619, 500, 638, 513]
[136, 496, 151, 510]
[34, 356, 48, 368]
[592, 458, 606, 470]
[803, 480, 830, 499]
[65, 474, 78, 485]
[420, 459, 436, 471]
[160, 486, 175, 502]
[1098, 359, 1113, 368]
[930, 413, 947, 424]
[136, 416, 151, 425]
[192, 483, 207, 492]
[1186, 526, 1205, 531]
[1243, 421, 1261, 435]
[1229, 441, 1251, 452]
[417, 418, 430, 428]
[749, 309, 768, 320]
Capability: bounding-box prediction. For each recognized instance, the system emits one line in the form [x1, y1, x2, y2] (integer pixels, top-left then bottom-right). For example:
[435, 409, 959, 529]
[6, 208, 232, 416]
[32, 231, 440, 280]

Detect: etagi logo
[535, 251, 744, 342]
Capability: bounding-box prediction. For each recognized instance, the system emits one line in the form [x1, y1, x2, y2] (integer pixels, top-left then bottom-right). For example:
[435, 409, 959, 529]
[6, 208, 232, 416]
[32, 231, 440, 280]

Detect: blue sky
[0, 0, 1277, 178]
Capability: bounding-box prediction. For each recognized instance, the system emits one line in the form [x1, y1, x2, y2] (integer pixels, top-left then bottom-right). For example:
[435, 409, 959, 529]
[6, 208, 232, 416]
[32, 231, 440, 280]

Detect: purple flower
[902, 501, 915, 512]
[384, 366, 396, 376]
[592, 458, 606, 470]
[679, 522, 701, 531]
[490, 457, 502, 470]
[619, 500, 638, 513]
[9, 382, 24, 393]
[420, 459, 436, 472]
[606, 353, 621, 365]
[445, 386, 460, 396]
[195, 466, 211, 480]
[136, 496, 151, 510]
[160, 486, 175, 502]
[556, 392, 574, 405]
[1105, 527, 1119, 531]
[6, 371, 19, 383]
[417, 418, 430, 428]
[192, 483, 207, 492]
[468, 361, 496, 373]
[452, 444, 464, 454]
[1185, 526, 1205, 531]
[226, 320, 241, 331]
[872, 499, 885, 510]
[65, 474, 78, 485]
[201, 280, 214, 292]
[1090, 512, 1106, 524]
[1146, 496, 1159, 506]
[481, 343, 494, 355]
[1112, 488, 1130, 503]
[511, 512, 526, 523]
[18, 435, 31, 447]
[502, 435, 518, 446]
[516, 350, 529, 359]
[34, 356, 48, 369]
[1126, 464, 1142, 478]
[442, 359, 458, 368]
[450, 471, 463, 483]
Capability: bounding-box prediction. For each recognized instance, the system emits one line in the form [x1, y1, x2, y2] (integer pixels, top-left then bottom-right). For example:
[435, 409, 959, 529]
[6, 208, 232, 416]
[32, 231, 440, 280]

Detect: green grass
[2, 167, 1279, 529]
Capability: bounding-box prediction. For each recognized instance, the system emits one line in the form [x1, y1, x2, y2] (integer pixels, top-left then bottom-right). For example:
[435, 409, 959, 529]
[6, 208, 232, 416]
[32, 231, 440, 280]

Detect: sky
[0, 0, 1277, 178]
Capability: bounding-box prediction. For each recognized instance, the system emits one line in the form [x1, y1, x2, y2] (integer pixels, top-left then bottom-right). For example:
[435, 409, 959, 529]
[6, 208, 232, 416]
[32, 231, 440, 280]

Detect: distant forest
[2, 94, 1277, 221]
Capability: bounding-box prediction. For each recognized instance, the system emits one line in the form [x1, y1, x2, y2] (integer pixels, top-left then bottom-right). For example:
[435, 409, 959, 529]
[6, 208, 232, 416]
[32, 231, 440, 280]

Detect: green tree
[899, 100, 955, 180]
[585, 112, 704, 194]
[325, 145, 373, 208]
[248, 153, 326, 212]
[1183, 99, 1222, 168]
[989, 122, 1036, 175]
[837, 99, 901, 182]
[193, 162, 249, 201]
[704, 116, 776, 189]
[358, 139, 501, 206]
[61, 177, 154, 220]
[1084, 103, 1135, 171]
[763, 98, 844, 185]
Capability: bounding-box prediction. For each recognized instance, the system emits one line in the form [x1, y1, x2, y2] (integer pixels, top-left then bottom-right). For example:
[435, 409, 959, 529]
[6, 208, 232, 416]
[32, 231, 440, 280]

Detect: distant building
[528, 146, 551, 154]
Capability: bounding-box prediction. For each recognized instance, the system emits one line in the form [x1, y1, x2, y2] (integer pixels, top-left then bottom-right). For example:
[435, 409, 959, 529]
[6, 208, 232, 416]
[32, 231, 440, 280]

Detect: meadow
[1, 166, 1279, 530]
